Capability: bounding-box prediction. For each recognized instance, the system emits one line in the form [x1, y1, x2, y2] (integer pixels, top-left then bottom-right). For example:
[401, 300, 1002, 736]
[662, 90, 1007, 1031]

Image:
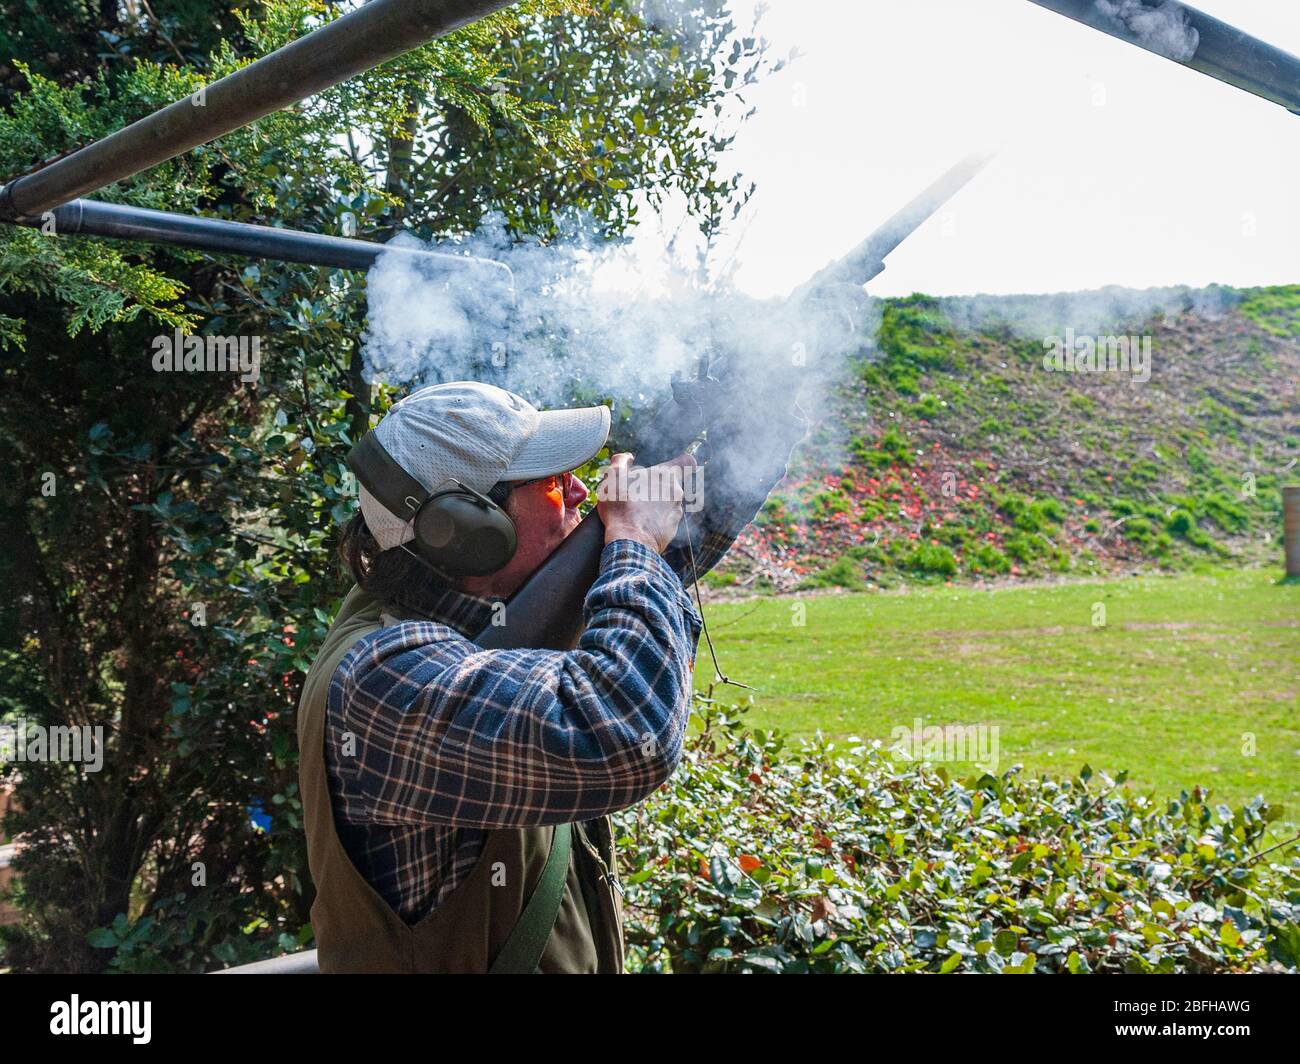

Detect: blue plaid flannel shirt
[326, 444, 790, 923]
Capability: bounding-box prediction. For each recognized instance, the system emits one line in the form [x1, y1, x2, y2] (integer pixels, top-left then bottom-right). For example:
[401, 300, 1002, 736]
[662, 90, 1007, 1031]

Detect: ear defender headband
[347, 431, 518, 579]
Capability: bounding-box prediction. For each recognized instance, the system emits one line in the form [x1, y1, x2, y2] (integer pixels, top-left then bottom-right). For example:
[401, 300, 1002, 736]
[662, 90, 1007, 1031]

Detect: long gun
[790, 154, 993, 299]
[475, 154, 992, 651]
[1027, 0, 1300, 116]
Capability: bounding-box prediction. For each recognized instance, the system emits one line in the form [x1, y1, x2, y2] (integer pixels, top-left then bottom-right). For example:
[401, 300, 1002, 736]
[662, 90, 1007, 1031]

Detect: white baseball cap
[359, 381, 611, 550]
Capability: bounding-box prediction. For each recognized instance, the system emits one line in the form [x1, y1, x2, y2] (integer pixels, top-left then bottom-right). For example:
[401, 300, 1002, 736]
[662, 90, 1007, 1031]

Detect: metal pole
[12, 198, 515, 286]
[1285, 486, 1300, 579]
[1027, 0, 1300, 116]
[214, 949, 321, 974]
[0, 0, 516, 221]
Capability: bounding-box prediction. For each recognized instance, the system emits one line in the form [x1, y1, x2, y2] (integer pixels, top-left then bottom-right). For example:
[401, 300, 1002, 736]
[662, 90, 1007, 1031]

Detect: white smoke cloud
[361, 212, 869, 493]
[937, 283, 1237, 339]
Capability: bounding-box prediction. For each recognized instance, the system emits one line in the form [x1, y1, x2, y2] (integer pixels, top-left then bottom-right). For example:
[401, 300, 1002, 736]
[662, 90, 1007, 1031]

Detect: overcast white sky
[665, 0, 1300, 299]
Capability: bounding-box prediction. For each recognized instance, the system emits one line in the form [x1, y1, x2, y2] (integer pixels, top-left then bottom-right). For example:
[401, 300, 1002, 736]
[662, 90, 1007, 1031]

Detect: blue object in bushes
[248, 802, 272, 833]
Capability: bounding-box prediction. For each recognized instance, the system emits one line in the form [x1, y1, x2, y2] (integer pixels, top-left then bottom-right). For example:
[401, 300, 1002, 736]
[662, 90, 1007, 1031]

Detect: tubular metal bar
[1028, 0, 1300, 116]
[10, 198, 516, 286]
[214, 949, 321, 974]
[0, 0, 516, 221]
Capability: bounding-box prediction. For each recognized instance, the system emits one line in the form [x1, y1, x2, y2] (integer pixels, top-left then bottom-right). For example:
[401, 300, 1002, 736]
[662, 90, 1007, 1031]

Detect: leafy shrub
[1003, 532, 1046, 564]
[1035, 497, 1066, 524]
[912, 394, 943, 419]
[1165, 509, 1213, 550]
[859, 497, 887, 521]
[1124, 518, 1155, 542]
[969, 545, 1011, 575]
[1125, 459, 1162, 487]
[935, 523, 969, 548]
[995, 492, 1063, 534]
[799, 554, 866, 590]
[860, 427, 912, 470]
[810, 489, 852, 522]
[616, 699, 1300, 974]
[907, 543, 958, 577]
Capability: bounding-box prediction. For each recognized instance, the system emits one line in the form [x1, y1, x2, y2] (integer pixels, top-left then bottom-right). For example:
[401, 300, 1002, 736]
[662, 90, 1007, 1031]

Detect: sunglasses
[514, 471, 581, 492]
[488, 471, 581, 506]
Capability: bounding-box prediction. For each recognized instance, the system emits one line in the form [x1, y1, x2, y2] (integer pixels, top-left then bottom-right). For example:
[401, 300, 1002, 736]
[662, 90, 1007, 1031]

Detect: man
[298, 380, 803, 972]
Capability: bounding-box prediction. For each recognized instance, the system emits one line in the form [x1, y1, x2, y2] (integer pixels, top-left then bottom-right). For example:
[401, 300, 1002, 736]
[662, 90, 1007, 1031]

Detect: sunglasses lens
[514, 472, 579, 495]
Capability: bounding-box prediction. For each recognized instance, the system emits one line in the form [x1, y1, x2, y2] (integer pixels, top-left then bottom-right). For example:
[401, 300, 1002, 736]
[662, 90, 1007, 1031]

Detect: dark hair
[338, 481, 516, 602]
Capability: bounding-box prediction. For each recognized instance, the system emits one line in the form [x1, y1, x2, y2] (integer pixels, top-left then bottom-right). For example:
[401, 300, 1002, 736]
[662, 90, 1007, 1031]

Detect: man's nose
[564, 471, 588, 509]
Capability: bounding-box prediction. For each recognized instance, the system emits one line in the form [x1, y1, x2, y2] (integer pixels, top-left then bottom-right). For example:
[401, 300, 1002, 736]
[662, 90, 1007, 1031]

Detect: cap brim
[502, 404, 611, 481]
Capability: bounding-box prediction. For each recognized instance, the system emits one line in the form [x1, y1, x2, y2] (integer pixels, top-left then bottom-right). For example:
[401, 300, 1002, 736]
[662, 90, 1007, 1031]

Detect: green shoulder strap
[488, 821, 572, 974]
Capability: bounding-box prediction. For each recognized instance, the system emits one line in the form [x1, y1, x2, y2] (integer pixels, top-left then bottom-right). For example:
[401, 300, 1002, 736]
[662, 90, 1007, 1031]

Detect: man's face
[463, 471, 589, 598]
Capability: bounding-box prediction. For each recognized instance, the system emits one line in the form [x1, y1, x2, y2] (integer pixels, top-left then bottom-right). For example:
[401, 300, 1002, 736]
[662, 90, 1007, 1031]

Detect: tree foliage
[0, 0, 775, 971]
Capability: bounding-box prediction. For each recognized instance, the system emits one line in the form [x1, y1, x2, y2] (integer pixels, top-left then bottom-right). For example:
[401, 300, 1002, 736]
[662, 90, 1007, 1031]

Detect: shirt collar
[384, 579, 499, 639]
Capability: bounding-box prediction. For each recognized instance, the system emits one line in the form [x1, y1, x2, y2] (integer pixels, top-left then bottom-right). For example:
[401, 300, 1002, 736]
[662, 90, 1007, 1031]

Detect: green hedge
[616, 696, 1300, 974]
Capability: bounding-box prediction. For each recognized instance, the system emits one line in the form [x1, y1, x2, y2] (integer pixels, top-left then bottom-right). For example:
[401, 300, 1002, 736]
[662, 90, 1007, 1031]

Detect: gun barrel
[1028, 0, 1300, 116]
[13, 198, 515, 287]
[0, 0, 516, 221]
[792, 152, 992, 298]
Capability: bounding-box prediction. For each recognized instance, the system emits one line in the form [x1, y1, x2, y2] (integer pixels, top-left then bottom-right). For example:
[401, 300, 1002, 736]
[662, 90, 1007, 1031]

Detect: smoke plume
[362, 212, 865, 489]
[936, 283, 1237, 340]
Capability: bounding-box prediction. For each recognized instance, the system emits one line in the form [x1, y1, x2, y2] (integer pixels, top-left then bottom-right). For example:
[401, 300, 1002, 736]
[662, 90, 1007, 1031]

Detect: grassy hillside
[710, 284, 1300, 592]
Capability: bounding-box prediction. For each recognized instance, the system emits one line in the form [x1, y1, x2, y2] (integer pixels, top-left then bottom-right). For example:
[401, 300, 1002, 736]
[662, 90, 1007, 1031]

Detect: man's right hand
[598, 451, 696, 554]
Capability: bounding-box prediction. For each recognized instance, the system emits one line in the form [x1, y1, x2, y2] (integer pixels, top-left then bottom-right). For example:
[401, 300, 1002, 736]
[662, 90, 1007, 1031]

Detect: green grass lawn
[694, 568, 1299, 831]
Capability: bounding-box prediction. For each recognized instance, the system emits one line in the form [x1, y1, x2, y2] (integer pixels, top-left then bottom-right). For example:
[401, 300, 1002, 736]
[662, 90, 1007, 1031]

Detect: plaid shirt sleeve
[330, 539, 702, 830]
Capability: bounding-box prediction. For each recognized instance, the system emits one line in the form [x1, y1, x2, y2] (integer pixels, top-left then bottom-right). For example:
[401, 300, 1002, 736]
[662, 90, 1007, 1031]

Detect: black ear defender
[347, 431, 518, 578]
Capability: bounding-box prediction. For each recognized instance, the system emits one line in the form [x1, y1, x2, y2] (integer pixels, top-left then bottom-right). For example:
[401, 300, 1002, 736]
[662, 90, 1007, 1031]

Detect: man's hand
[598, 451, 697, 553]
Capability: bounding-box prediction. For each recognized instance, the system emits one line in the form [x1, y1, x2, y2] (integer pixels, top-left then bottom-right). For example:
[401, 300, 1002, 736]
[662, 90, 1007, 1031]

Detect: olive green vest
[297, 585, 625, 973]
